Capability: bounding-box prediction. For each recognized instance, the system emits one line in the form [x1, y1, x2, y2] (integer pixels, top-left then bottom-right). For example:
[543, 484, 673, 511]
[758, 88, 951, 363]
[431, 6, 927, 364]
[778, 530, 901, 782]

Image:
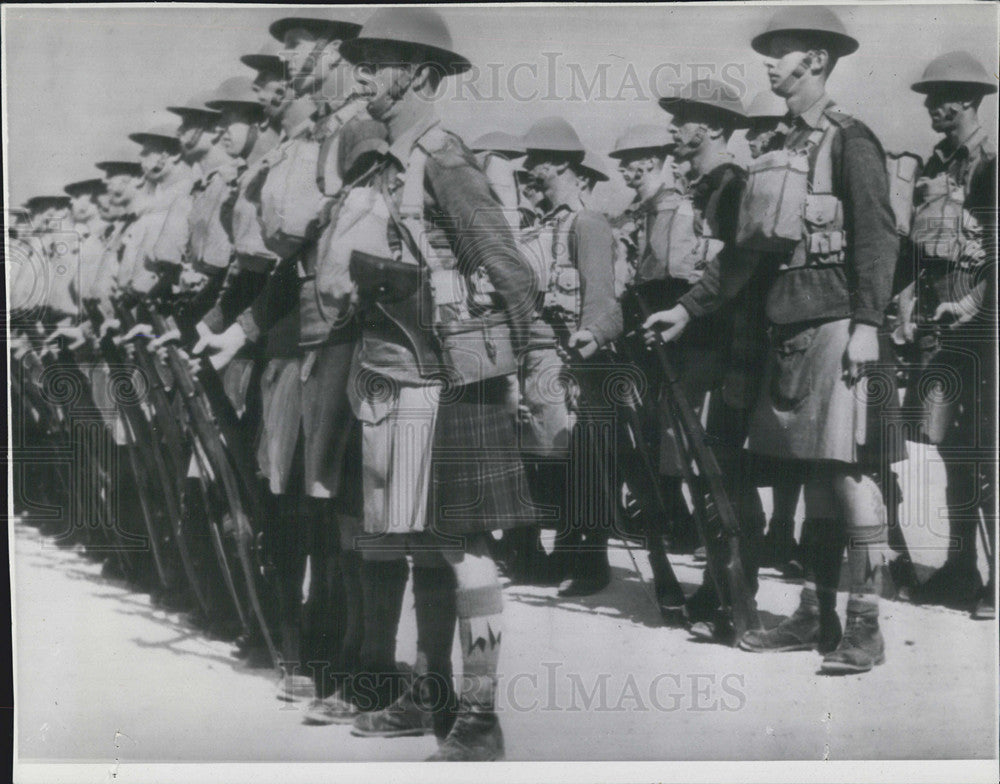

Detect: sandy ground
[13, 442, 998, 766]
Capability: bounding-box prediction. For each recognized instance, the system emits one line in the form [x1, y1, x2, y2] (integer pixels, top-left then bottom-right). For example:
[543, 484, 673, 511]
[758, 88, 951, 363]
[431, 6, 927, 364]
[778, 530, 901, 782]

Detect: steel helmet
[746, 90, 789, 120]
[470, 131, 526, 158]
[340, 8, 471, 75]
[751, 6, 859, 59]
[241, 40, 287, 76]
[522, 117, 586, 153]
[205, 76, 265, 116]
[24, 195, 71, 212]
[911, 51, 998, 95]
[166, 91, 221, 122]
[609, 124, 676, 159]
[95, 145, 143, 177]
[128, 121, 182, 152]
[268, 16, 362, 45]
[578, 150, 610, 183]
[64, 177, 107, 197]
[658, 79, 750, 128]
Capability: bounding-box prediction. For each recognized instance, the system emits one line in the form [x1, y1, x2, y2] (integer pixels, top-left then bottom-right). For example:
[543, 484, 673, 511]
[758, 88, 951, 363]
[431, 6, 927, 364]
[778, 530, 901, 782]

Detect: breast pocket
[770, 325, 818, 411]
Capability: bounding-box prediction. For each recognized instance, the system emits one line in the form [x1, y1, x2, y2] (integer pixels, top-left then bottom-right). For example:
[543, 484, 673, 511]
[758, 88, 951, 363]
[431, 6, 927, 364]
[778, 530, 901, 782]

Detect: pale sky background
[3, 3, 998, 215]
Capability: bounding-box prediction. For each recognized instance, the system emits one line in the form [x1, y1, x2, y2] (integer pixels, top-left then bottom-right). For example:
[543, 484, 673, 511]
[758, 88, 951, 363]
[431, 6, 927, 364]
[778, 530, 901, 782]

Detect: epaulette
[416, 125, 453, 155]
[822, 107, 855, 128]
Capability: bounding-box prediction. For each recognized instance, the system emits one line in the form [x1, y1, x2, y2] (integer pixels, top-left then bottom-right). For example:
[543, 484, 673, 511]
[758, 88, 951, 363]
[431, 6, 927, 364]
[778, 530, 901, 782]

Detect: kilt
[256, 356, 302, 494]
[300, 341, 356, 499]
[351, 369, 531, 538]
[748, 318, 905, 466]
[429, 377, 533, 536]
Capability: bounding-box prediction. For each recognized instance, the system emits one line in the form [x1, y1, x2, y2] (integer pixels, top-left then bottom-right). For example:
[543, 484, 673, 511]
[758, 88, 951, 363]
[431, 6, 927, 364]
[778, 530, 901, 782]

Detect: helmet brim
[658, 97, 751, 129]
[751, 28, 859, 58]
[911, 78, 998, 95]
[240, 53, 287, 76]
[340, 37, 471, 76]
[268, 18, 362, 45]
[128, 132, 181, 151]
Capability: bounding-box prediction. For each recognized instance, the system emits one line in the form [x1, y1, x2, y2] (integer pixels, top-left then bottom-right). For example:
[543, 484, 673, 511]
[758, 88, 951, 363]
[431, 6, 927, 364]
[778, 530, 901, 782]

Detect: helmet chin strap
[239, 123, 259, 160]
[774, 52, 814, 96]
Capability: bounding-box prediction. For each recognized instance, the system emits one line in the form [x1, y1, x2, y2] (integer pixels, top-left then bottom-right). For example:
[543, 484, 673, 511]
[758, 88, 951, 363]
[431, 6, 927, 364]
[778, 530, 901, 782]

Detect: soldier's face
[96, 191, 118, 221]
[253, 73, 288, 119]
[672, 121, 706, 161]
[282, 29, 319, 77]
[746, 118, 782, 158]
[763, 35, 812, 97]
[354, 61, 414, 121]
[69, 193, 97, 223]
[924, 91, 965, 133]
[220, 109, 252, 157]
[617, 154, 657, 191]
[140, 142, 176, 183]
[178, 118, 221, 156]
[104, 173, 137, 208]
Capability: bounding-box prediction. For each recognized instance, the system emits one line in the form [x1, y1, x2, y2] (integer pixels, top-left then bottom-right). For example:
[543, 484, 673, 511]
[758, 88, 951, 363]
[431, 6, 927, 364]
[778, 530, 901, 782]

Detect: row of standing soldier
[7, 5, 996, 762]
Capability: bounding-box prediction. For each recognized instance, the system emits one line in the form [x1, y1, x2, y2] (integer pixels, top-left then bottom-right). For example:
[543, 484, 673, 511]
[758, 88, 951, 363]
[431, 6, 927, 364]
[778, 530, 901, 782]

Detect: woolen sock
[456, 583, 504, 709]
[357, 557, 409, 709]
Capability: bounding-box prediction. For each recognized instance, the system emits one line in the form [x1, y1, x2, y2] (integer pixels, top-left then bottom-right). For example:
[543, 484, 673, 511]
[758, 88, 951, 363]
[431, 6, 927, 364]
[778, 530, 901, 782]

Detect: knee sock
[799, 518, 845, 619]
[839, 473, 888, 619]
[412, 565, 458, 715]
[456, 582, 504, 710]
[274, 492, 306, 670]
[338, 550, 364, 682]
[357, 557, 409, 709]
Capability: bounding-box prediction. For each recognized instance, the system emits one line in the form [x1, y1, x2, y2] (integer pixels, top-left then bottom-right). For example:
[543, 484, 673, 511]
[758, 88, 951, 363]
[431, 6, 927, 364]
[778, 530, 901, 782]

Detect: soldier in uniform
[520, 117, 623, 598]
[898, 51, 997, 619]
[195, 15, 374, 712]
[336, 7, 536, 759]
[646, 7, 900, 672]
[638, 81, 767, 641]
[742, 90, 806, 575]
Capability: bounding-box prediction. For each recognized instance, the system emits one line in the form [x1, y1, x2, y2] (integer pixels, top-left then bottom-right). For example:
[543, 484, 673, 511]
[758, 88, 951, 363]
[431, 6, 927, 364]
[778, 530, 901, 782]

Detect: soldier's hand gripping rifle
[545, 304, 687, 622]
[143, 301, 279, 669]
[94, 297, 207, 607]
[630, 290, 762, 642]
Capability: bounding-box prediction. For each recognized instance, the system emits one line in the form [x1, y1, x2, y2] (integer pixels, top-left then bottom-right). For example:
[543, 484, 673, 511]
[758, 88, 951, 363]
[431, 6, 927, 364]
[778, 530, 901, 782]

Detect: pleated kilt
[351, 367, 532, 539]
[429, 376, 534, 536]
[748, 318, 905, 467]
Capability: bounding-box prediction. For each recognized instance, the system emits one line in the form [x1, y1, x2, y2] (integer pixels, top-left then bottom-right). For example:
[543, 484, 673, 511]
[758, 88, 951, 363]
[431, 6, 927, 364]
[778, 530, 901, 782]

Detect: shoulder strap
[810, 113, 839, 193]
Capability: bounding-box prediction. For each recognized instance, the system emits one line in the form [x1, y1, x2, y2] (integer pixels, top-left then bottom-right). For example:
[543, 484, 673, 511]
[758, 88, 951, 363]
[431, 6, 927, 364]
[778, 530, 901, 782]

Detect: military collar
[635, 183, 678, 214]
[540, 201, 581, 224]
[686, 152, 738, 192]
[387, 113, 442, 169]
[933, 125, 990, 165]
[792, 93, 835, 130]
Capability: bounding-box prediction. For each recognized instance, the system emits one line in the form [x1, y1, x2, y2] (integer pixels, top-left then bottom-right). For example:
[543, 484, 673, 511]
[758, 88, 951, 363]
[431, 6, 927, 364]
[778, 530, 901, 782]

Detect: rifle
[629, 289, 761, 642]
[94, 300, 197, 601]
[143, 301, 279, 669]
[545, 311, 687, 620]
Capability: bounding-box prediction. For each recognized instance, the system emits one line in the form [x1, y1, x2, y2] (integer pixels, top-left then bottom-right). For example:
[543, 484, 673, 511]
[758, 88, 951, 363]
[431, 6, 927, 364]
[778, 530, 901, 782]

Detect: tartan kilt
[427, 377, 534, 536]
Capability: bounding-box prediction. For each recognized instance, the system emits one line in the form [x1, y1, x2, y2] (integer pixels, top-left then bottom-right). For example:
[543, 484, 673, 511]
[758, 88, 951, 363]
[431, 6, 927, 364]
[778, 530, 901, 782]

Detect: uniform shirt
[918, 124, 997, 313]
[528, 201, 623, 349]
[118, 167, 196, 294]
[357, 114, 536, 384]
[680, 94, 898, 328]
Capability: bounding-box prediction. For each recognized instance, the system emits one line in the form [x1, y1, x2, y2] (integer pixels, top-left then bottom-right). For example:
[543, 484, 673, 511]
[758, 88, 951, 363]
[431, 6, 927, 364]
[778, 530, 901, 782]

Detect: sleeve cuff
[202, 306, 226, 334]
[677, 293, 707, 319]
[236, 309, 261, 343]
[852, 308, 884, 328]
[587, 310, 623, 348]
